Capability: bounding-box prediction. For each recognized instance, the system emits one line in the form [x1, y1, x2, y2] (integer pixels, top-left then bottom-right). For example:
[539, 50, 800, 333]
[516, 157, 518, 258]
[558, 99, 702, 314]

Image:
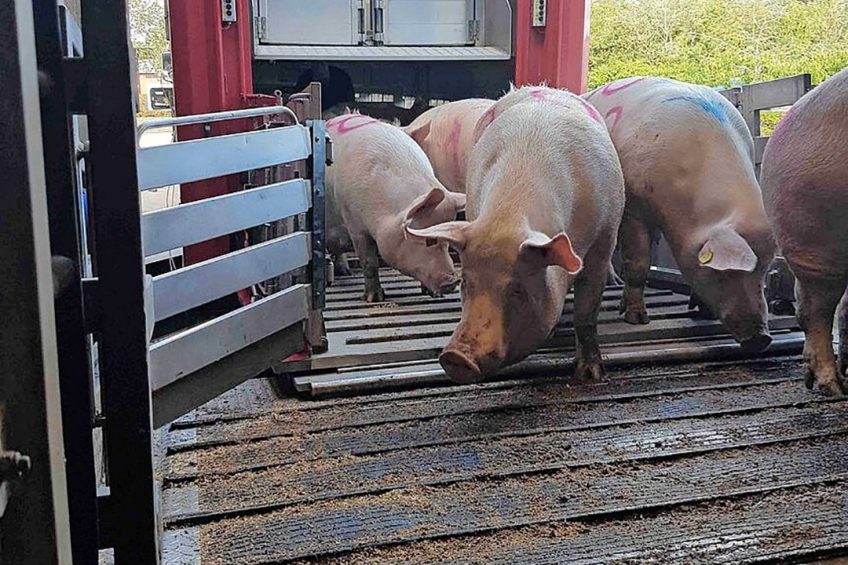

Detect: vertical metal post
[514, 0, 591, 93]
[32, 0, 101, 561]
[80, 0, 160, 562]
[168, 0, 256, 265]
[0, 0, 73, 562]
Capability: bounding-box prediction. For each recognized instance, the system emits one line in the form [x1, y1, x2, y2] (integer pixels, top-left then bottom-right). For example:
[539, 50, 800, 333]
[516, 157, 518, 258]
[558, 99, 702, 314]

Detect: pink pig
[762, 67, 848, 396]
[406, 86, 625, 383]
[402, 98, 495, 193]
[325, 113, 466, 302]
[586, 77, 776, 352]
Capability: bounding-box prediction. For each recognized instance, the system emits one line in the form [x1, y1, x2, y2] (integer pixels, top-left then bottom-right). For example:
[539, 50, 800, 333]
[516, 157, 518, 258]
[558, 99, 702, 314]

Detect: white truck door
[258, 0, 361, 45]
[380, 0, 474, 46]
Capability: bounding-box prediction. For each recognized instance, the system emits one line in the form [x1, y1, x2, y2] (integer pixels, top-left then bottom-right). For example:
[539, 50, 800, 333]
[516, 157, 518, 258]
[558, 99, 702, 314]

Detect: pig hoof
[574, 359, 606, 381]
[421, 284, 439, 298]
[363, 288, 385, 303]
[805, 366, 846, 397]
[622, 309, 650, 325]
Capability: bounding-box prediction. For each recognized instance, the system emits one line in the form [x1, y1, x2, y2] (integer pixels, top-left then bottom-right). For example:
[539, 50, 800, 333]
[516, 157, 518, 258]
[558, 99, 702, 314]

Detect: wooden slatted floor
[157, 268, 848, 564]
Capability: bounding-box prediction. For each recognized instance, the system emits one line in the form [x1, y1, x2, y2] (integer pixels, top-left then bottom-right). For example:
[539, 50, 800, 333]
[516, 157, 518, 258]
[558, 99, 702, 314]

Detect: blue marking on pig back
[664, 95, 729, 125]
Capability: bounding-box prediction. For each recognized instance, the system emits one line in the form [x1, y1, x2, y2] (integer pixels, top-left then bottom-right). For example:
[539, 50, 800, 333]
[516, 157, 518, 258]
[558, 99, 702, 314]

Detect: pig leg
[573, 246, 612, 381]
[334, 253, 353, 277]
[618, 213, 652, 325]
[839, 288, 848, 379]
[794, 276, 846, 396]
[352, 234, 385, 303]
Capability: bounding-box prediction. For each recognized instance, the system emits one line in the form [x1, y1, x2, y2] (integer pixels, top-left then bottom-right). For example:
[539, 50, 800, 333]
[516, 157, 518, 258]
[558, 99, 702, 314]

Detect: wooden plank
[169, 357, 802, 450]
[137, 126, 311, 190]
[184, 437, 848, 562]
[163, 378, 820, 480]
[286, 481, 848, 564]
[152, 232, 310, 321]
[162, 402, 848, 524]
[149, 285, 309, 391]
[142, 179, 311, 256]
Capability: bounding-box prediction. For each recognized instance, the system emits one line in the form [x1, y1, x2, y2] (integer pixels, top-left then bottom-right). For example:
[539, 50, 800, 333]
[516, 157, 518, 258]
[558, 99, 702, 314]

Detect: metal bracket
[467, 19, 480, 43]
[532, 0, 547, 27]
[307, 120, 327, 310]
[255, 15, 267, 40]
[221, 0, 236, 23]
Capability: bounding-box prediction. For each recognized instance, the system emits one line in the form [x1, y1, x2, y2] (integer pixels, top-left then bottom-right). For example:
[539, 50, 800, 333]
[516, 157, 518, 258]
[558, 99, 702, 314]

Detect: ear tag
[698, 248, 714, 265]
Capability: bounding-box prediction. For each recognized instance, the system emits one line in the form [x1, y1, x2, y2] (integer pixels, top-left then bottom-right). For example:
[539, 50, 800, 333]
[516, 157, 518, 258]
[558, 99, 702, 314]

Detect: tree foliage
[129, 0, 168, 73]
[589, 0, 848, 88]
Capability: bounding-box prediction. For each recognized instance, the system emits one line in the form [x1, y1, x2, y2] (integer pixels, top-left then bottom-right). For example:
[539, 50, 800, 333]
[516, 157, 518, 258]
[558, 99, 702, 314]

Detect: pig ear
[520, 232, 583, 275]
[403, 121, 431, 145]
[697, 228, 758, 272]
[403, 187, 446, 224]
[405, 221, 470, 250]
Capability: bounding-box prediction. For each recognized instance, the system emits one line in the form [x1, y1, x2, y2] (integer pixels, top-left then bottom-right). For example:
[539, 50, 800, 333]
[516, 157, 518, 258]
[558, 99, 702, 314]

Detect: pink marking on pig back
[326, 114, 379, 136]
[604, 105, 624, 132]
[447, 118, 463, 168]
[529, 88, 547, 102]
[578, 98, 603, 124]
[600, 77, 645, 96]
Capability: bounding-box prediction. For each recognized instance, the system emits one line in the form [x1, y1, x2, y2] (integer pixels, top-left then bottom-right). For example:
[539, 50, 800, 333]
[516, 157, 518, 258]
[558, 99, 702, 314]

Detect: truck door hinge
[255, 16, 267, 40]
[467, 19, 480, 43]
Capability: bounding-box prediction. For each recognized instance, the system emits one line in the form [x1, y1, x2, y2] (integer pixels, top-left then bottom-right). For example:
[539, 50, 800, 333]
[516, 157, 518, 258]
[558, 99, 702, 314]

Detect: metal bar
[308, 120, 327, 309]
[141, 178, 311, 256]
[742, 74, 812, 111]
[136, 104, 299, 139]
[149, 284, 310, 391]
[0, 0, 72, 560]
[137, 125, 312, 191]
[80, 0, 160, 561]
[152, 231, 311, 321]
[32, 0, 100, 560]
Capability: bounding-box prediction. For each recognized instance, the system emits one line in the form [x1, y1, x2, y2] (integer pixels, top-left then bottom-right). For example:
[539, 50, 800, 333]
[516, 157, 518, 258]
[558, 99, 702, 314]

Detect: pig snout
[440, 320, 507, 384]
[422, 272, 460, 297]
[439, 349, 484, 384]
[725, 318, 772, 352]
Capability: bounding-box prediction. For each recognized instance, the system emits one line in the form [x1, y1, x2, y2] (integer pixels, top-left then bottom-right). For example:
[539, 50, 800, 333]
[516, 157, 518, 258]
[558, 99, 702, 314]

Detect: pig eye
[426, 238, 438, 247]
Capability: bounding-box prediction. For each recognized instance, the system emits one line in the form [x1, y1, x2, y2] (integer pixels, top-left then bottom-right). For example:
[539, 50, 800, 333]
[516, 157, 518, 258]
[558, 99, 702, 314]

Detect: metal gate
[4, 0, 328, 563]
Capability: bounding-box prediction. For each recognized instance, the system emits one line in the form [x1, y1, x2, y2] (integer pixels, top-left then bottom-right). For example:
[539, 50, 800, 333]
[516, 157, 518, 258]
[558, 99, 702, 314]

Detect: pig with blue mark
[586, 77, 776, 351]
[762, 67, 848, 396]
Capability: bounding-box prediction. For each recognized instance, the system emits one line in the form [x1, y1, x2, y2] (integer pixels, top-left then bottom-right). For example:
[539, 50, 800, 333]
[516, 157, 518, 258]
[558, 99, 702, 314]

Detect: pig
[402, 99, 496, 193]
[585, 77, 776, 352]
[325, 112, 465, 302]
[761, 67, 848, 396]
[405, 86, 625, 384]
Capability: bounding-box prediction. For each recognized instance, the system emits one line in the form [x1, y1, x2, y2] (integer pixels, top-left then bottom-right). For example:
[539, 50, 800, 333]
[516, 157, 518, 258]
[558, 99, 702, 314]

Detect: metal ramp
[280, 268, 804, 395]
[158, 355, 848, 563]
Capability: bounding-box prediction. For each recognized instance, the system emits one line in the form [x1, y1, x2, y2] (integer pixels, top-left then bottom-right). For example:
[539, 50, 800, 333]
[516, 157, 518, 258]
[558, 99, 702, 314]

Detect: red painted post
[167, 0, 255, 264]
[514, 0, 591, 94]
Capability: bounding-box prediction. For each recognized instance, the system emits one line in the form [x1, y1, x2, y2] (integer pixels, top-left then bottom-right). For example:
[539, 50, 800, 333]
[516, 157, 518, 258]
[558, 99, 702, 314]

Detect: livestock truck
[5, 0, 844, 563]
